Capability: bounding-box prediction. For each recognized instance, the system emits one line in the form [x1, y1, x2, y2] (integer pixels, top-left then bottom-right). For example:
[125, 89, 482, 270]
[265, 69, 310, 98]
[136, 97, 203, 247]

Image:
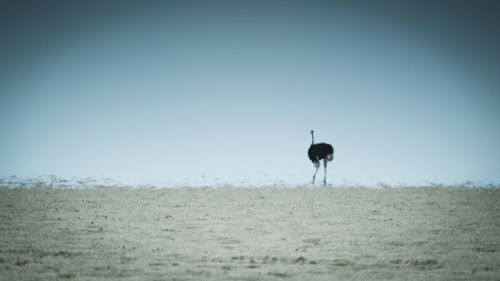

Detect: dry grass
[1, 186, 499, 280]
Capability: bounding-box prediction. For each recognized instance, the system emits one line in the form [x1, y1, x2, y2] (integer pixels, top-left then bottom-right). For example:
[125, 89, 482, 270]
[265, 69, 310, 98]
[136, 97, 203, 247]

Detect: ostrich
[308, 130, 334, 186]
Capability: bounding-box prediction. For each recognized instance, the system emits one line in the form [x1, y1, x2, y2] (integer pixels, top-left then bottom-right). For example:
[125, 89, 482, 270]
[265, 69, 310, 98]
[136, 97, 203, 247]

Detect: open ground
[1, 186, 499, 280]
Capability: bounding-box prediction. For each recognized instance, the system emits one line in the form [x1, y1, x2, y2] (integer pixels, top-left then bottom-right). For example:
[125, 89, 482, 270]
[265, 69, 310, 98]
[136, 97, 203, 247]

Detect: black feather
[308, 143, 334, 163]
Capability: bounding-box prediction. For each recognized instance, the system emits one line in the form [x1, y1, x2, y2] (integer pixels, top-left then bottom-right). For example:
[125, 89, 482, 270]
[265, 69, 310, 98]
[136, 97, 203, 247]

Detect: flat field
[0, 186, 499, 280]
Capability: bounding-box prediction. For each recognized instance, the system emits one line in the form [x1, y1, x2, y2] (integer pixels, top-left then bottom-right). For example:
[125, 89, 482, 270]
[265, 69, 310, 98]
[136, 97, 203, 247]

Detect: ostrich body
[308, 130, 334, 185]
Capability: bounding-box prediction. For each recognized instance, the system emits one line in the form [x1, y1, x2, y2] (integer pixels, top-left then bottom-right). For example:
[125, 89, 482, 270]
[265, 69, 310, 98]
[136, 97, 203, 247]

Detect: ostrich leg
[312, 162, 320, 184]
[323, 158, 328, 186]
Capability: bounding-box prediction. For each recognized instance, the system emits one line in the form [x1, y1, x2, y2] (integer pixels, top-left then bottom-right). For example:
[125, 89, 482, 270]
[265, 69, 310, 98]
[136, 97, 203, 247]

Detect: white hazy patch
[0, 175, 497, 189]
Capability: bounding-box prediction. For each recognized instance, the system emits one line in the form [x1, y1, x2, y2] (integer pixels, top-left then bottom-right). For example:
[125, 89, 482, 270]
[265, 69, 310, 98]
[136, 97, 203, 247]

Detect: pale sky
[1, 1, 499, 186]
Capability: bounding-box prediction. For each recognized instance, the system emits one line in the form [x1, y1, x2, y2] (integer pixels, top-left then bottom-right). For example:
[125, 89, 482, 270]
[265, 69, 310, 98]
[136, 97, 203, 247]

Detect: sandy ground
[0, 186, 499, 281]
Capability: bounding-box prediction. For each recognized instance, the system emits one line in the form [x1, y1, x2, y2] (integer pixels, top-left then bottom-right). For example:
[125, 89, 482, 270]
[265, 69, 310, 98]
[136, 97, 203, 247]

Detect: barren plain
[1, 186, 499, 280]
